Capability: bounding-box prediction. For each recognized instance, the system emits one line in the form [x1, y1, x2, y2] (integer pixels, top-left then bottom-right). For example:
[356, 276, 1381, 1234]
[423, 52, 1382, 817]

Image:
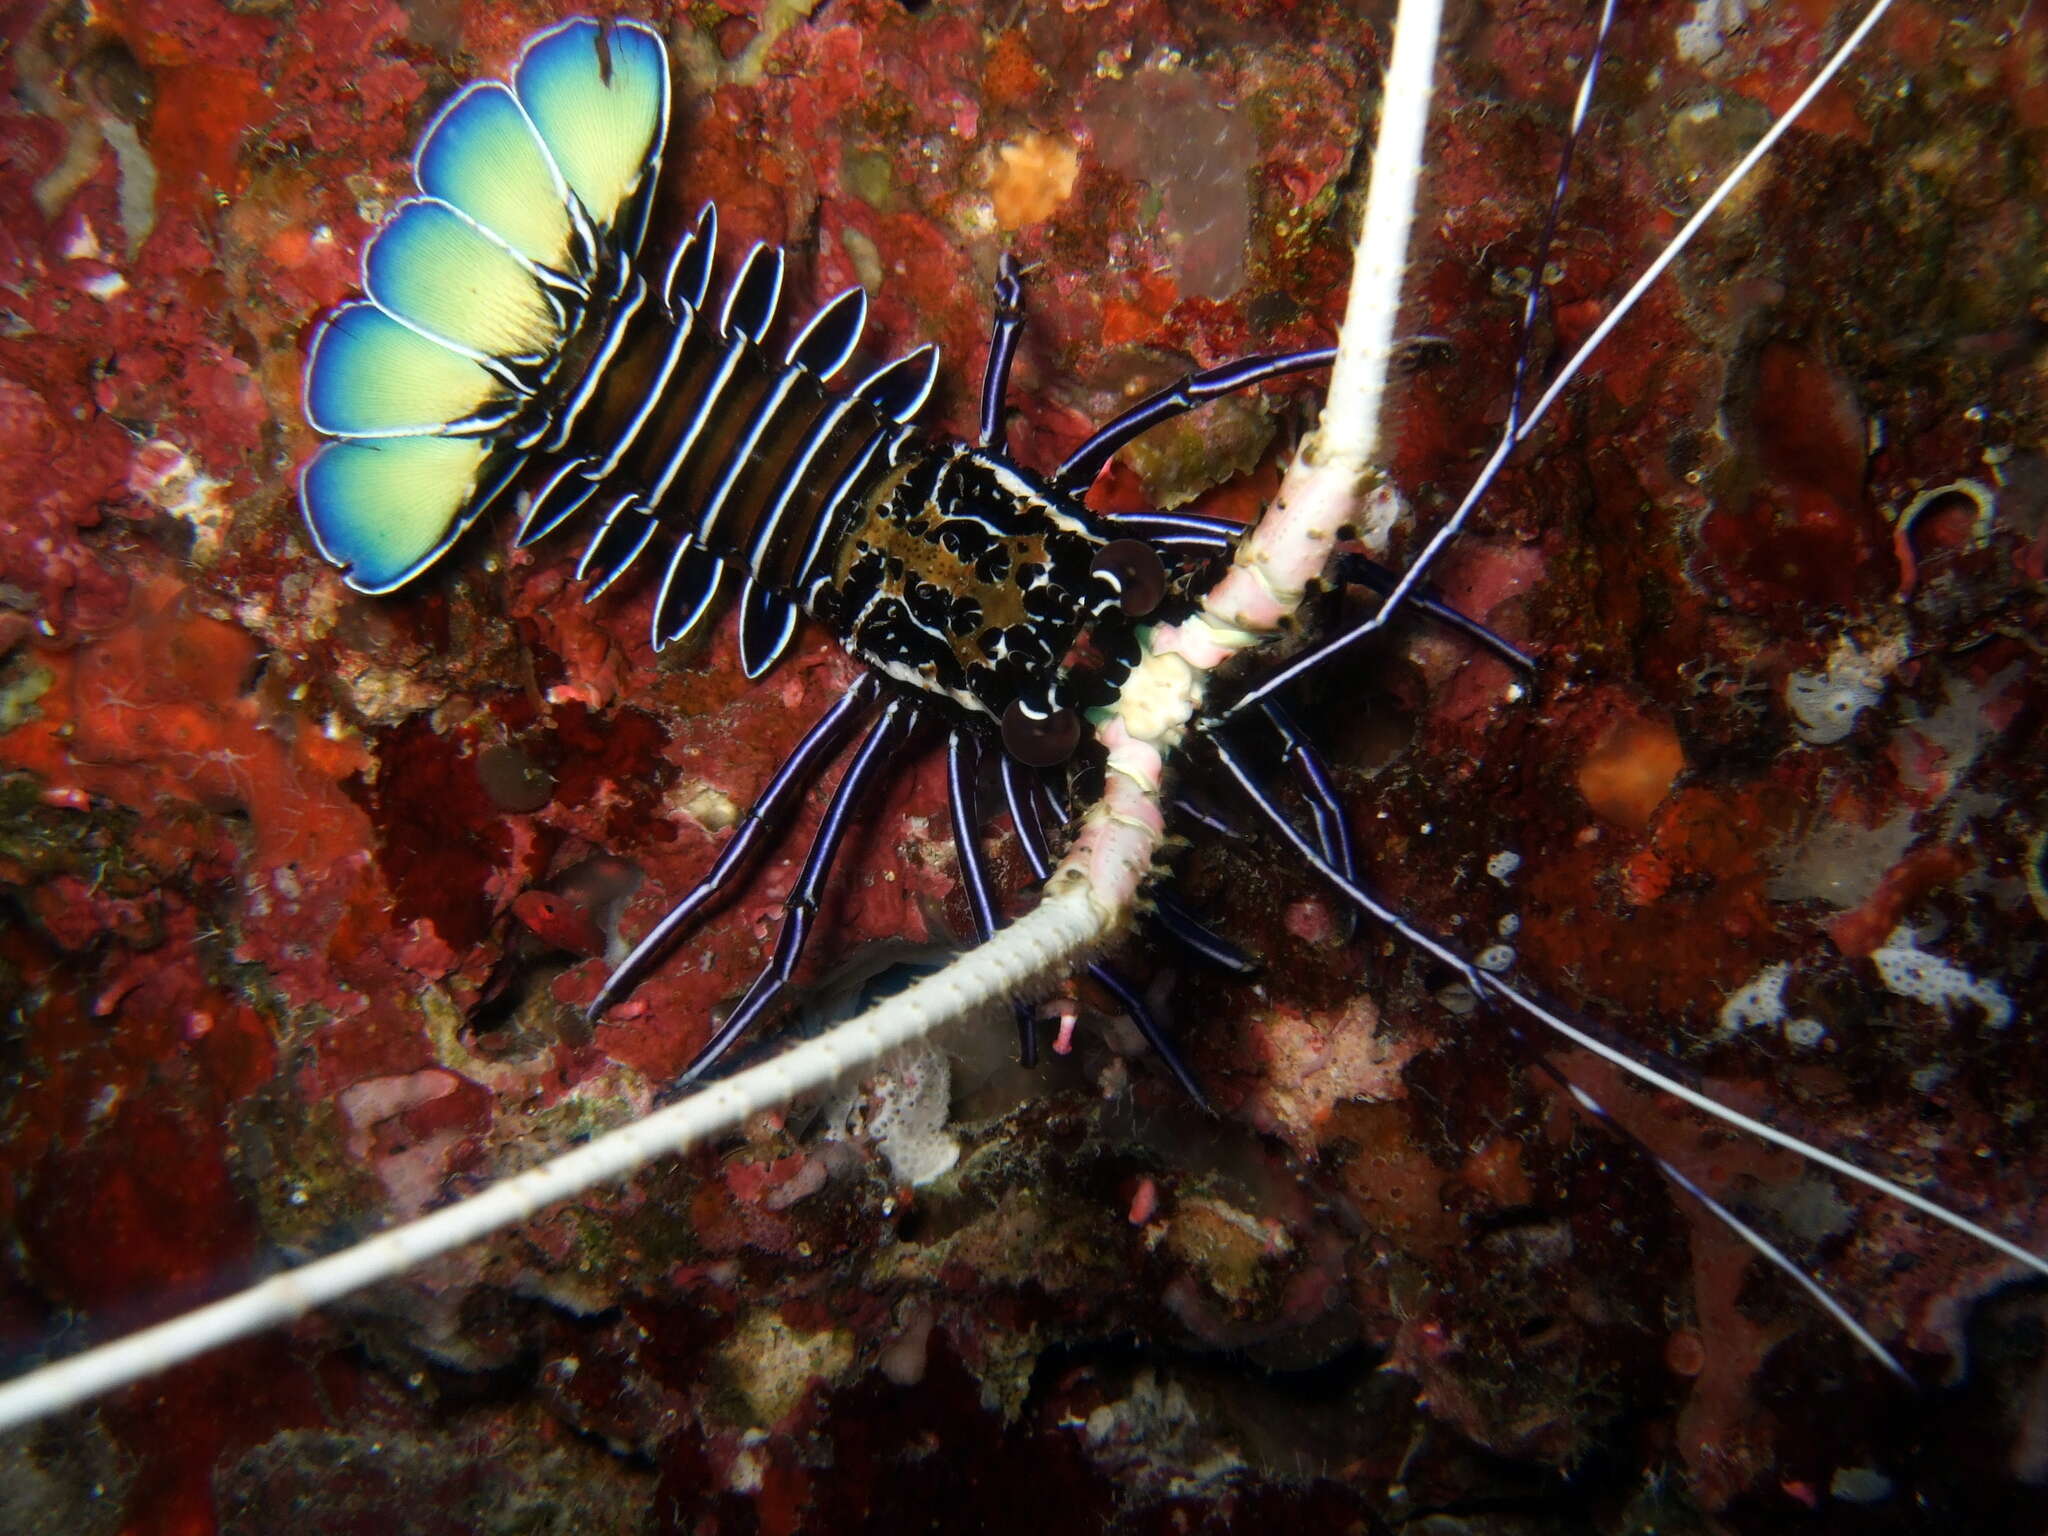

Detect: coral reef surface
[2, 2, 2044, 1533]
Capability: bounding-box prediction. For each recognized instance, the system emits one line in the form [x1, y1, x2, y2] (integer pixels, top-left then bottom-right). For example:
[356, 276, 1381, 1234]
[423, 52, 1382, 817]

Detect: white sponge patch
[825, 1046, 960, 1186]
[1871, 927, 2013, 1030]
[1786, 669, 1882, 745]
[1717, 962, 1829, 1047]
[1719, 962, 1791, 1036]
[1786, 634, 1899, 745]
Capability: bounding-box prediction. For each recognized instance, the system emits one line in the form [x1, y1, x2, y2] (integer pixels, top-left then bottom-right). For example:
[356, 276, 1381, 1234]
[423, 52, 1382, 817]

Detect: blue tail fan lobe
[303, 302, 521, 440]
[300, 435, 520, 594]
[363, 198, 566, 367]
[514, 17, 670, 253]
[415, 80, 589, 283]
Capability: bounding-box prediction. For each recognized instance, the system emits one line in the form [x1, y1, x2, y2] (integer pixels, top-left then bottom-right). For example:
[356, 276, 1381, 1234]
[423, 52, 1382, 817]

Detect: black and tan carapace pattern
[813, 443, 1140, 727]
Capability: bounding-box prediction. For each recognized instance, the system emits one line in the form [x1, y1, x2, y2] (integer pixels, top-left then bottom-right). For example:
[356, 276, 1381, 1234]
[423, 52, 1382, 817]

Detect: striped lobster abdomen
[515, 210, 935, 674]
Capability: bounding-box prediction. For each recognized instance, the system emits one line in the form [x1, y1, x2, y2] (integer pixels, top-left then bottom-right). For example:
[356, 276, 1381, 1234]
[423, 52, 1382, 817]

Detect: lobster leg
[1113, 510, 1536, 671]
[946, 728, 1001, 941]
[1214, 550, 1539, 704]
[589, 675, 880, 1019]
[1106, 511, 1234, 554]
[1035, 771, 1258, 975]
[1149, 890, 1261, 976]
[977, 254, 1029, 453]
[1001, 755, 1209, 1106]
[1222, 0, 1620, 724]
[1259, 700, 1360, 941]
[1332, 551, 1538, 673]
[947, 728, 1041, 1062]
[679, 695, 923, 1081]
[996, 754, 1048, 1068]
[1051, 347, 1338, 496]
[1166, 792, 1245, 842]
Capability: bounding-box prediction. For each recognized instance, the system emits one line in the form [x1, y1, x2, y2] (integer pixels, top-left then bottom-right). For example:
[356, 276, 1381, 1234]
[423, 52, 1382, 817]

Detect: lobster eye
[1001, 700, 1081, 767]
[1090, 538, 1167, 618]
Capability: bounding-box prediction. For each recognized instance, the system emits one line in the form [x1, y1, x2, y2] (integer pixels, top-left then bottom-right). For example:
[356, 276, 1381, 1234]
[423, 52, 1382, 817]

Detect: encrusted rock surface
[1, 2, 2043, 1531]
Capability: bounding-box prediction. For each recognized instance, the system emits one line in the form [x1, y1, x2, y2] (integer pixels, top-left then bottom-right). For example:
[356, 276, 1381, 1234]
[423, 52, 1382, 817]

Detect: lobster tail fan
[303, 21, 677, 595]
[415, 81, 592, 286]
[302, 194, 563, 590]
[303, 303, 522, 440]
[514, 17, 670, 260]
[300, 435, 521, 594]
[363, 199, 566, 369]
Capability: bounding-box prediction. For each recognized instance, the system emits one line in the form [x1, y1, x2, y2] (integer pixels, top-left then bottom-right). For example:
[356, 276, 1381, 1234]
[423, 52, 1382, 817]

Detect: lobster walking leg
[1112, 510, 1537, 670]
[946, 728, 1002, 941]
[996, 754, 1050, 1068]
[947, 727, 1042, 1061]
[1033, 772, 1258, 976]
[1149, 890, 1261, 976]
[590, 676, 880, 1019]
[680, 695, 924, 1080]
[1331, 551, 1538, 673]
[1221, 0, 1620, 723]
[1001, 756, 1207, 1105]
[1220, 727, 1912, 1377]
[1107, 512, 1234, 554]
[1259, 700, 1361, 941]
[1051, 347, 1340, 495]
[978, 255, 1029, 453]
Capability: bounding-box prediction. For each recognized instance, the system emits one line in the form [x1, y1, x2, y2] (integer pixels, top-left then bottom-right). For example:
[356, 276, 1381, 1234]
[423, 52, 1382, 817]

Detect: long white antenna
[0, 890, 1101, 1432]
[1228, 0, 1897, 718]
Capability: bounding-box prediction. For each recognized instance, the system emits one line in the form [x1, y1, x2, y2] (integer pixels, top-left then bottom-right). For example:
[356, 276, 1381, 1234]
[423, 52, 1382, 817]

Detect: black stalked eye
[1002, 700, 1082, 767]
[1091, 538, 1167, 618]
